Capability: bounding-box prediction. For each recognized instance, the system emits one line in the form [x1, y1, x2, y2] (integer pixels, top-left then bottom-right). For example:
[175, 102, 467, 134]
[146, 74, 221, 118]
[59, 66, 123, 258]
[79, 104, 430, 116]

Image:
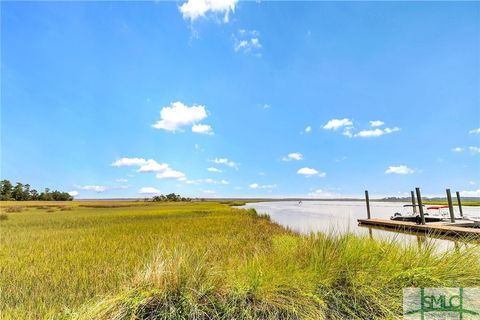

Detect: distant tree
[23, 184, 31, 201]
[40, 188, 53, 201]
[0, 181, 72, 201]
[0, 180, 13, 200]
[151, 193, 190, 202]
[30, 189, 39, 200]
[12, 183, 24, 201]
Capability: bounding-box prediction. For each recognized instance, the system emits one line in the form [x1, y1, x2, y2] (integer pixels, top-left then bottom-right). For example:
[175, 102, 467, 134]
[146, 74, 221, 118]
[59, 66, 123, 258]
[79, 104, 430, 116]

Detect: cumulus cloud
[192, 124, 214, 135]
[369, 120, 385, 127]
[450, 146, 480, 154]
[233, 29, 261, 55]
[323, 118, 353, 130]
[138, 187, 161, 195]
[116, 178, 128, 183]
[297, 167, 326, 178]
[152, 101, 212, 134]
[323, 118, 400, 138]
[469, 146, 480, 154]
[385, 165, 414, 175]
[342, 128, 353, 138]
[207, 167, 222, 173]
[179, 0, 238, 23]
[282, 152, 303, 161]
[249, 183, 276, 189]
[77, 185, 108, 193]
[210, 157, 238, 169]
[138, 160, 170, 172]
[304, 126, 312, 133]
[460, 189, 480, 197]
[112, 157, 148, 167]
[112, 157, 186, 181]
[355, 127, 400, 138]
[68, 191, 79, 197]
[469, 128, 480, 134]
[156, 168, 186, 180]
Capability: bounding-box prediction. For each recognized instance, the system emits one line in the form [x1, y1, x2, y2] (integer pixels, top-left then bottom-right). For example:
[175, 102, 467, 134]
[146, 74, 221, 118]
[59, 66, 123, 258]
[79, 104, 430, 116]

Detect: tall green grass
[1, 202, 479, 319]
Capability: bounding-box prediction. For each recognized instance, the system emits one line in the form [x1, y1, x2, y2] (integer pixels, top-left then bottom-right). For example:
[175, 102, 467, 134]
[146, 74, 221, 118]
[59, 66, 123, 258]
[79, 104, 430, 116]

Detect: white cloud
[210, 157, 238, 169]
[138, 160, 169, 172]
[207, 167, 222, 173]
[385, 165, 414, 175]
[152, 101, 210, 133]
[77, 185, 107, 193]
[179, 0, 237, 23]
[369, 120, 385, 127]
[282, 152, 303, 161]
[469, 181, 476, 185]
[249, 183, 276, 190]
[469, 146, 480, 154]
[355, 127, 400, 138]
[304, 126, 311, 133]
[233, 29, 261, 55]
[342, 128, 353, 138]
[138, 187, 161, 195]
[192, 124, 214, 135]
[116, 178, 128, 183]
[468, 128, 480, 134]
[220, 179, 229, 185]
[323, 118, 353, 130]
[297, 167, 326, 178]
[203, 189, 216, 194]
[112, 157, 186, 181]
[156, 168, 186, 180]
[262, 104, 271, 109]
[68, 191, 79, 197]
[460, 189, 480, 197]
[450, 146, 480, 154]
[112, 157, 148, 167]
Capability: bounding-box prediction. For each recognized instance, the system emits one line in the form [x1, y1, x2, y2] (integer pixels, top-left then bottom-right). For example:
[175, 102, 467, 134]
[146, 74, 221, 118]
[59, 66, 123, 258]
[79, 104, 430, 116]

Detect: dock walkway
[358, 218, 480, 238]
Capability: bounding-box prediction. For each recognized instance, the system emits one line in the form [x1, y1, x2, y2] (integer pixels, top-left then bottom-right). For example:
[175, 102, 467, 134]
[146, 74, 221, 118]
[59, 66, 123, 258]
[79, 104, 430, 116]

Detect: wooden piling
[456, 191, 464, 218]
[410, 191, 417, 214]
[415, 187, 426, 225]
[446, 189, 455, 223]
[365, 190, 371, 219]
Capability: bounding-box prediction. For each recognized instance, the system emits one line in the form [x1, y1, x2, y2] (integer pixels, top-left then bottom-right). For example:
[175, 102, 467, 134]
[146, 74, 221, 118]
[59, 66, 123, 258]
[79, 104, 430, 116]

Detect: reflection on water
[242, 201, 480, 251]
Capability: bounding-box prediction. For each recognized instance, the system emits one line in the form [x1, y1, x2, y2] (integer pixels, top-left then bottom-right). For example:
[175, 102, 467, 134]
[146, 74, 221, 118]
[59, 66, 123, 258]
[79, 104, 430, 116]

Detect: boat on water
[390, 204, 444, 223]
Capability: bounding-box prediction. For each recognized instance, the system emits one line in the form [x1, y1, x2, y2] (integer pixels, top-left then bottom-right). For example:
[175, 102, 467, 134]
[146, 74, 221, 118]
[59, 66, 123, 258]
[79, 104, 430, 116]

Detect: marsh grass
[1, 201, 479, 319]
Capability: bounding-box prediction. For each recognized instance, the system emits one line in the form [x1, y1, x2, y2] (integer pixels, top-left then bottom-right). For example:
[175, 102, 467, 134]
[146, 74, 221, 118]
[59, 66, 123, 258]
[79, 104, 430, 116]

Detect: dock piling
[446, 189, 455, 223]
[365, 190, 371, 219]
[456, 191, 464, 218]
[410, 191, 417, 214]
[415, 187, 426, 225]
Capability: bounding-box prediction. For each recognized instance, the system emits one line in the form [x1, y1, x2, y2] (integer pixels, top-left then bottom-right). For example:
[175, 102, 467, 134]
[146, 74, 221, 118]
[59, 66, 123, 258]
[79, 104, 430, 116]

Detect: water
[242, 201, 480, 250]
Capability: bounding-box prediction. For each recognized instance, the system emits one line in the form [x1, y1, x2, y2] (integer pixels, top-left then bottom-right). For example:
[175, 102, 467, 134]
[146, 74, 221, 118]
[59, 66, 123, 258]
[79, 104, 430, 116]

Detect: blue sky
[1, 1, 479, 199]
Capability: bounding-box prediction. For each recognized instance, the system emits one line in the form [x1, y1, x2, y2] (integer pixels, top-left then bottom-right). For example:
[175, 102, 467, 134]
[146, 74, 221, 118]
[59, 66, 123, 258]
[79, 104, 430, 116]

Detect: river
[242, 201, 480, 251]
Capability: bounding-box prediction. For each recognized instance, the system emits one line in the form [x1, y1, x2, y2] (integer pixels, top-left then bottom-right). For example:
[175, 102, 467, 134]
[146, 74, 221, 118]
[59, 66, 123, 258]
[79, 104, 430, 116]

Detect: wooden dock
[358, 218, 480, 238]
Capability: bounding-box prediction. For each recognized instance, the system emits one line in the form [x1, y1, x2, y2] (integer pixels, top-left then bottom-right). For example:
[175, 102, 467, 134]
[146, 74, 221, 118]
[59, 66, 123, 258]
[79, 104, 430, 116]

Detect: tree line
[151, 193, 191, 202]
[0, 180, 73, 201]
